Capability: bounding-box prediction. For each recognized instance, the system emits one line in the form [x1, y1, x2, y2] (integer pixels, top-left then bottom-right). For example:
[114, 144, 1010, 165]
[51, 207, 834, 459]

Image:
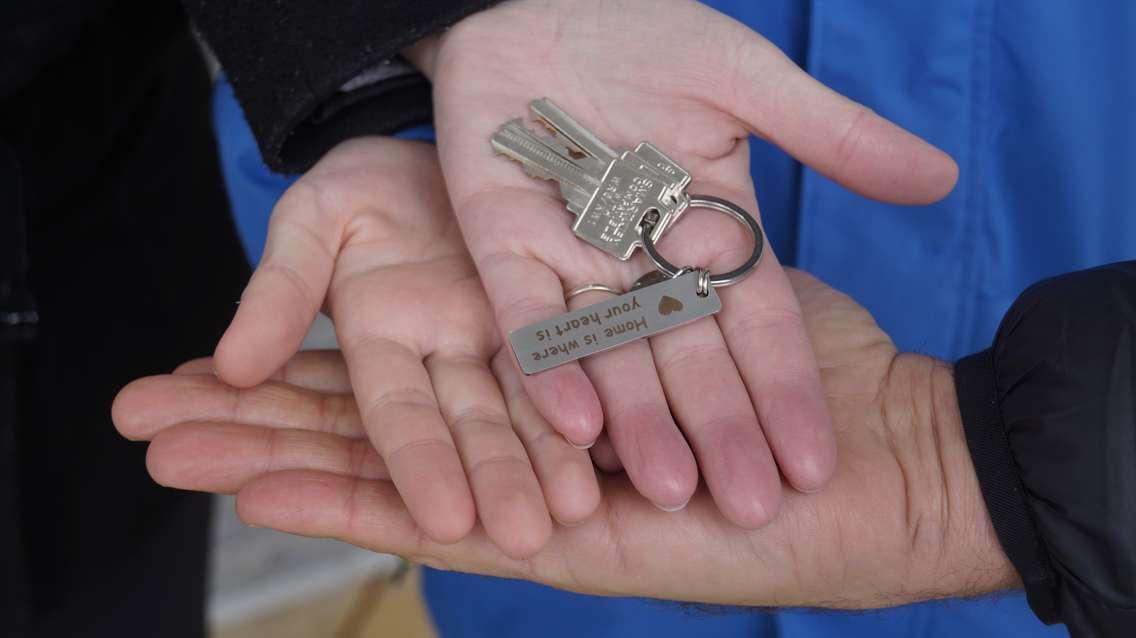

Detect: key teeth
[497, 121, 567, 157]
[522, 163, 555, 181]
[505, 117, 577, 157]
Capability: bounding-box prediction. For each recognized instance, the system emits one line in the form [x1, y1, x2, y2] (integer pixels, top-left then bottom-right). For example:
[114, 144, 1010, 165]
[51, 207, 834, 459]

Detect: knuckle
[447, 404, 511, 434]
[275, 179, 322, 219]
[362, 385, 438, 428]
[695, 413, 761, 437]
[348, 438, 378, 477]
[386, 436, 454, 465]
[495, 294, 562, 329]
[255, 262, 322, 312]
[723, 306, 805, 346]
[832, 106, 872, 176]
[316, 393, 354, 435]
[607, 401, 673, 429]
[657, 341, 732, 374]
[467, 453, 531, 478]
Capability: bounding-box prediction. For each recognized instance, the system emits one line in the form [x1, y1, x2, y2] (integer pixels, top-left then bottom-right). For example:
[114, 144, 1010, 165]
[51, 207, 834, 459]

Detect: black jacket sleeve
[956, 261, 1136, 638]
[183, 1, 501, 173]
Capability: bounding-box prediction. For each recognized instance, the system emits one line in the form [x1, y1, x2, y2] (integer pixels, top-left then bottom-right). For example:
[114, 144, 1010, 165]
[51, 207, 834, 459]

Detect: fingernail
[654, 498, 690, 513]
[567, 436, 597, 450]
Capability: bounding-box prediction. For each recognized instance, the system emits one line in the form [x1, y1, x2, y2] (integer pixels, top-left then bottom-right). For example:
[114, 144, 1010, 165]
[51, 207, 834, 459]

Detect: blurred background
[209, 496, 432, 638]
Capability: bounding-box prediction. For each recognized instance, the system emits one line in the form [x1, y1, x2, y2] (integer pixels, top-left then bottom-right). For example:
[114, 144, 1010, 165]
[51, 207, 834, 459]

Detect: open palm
[411, 0, 959, 522]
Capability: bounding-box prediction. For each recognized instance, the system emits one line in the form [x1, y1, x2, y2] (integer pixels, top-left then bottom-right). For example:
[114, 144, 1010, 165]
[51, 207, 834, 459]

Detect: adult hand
[187, 138, 598, 557]
[115, 268, 1017, 608]
[397, 0, 959, 522]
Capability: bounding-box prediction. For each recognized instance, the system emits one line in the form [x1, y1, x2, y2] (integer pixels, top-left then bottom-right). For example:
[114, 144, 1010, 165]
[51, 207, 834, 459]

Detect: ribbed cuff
[955, 348, 1060, 623]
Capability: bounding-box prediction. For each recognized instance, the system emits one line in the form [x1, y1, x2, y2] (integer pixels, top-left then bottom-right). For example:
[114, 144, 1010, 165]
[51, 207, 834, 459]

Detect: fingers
[146, 347, 559, 555]
[493, 351, 600, 525]
[237, 469, 552, 585]
[214, 181, 343, 387]
[264, 349, 352, 393]
[718, 251, 837, 493]
[237, 470, 426, 555]
[112, 373, 363, 441]
[650, 317, 781, 528]
[341, 335, 475, 544]
[173, 357, 214, 375]
[428, 353, 551, 558]
[565, 294, 697, 512]
[719, 32, 957, 204]
[146, 422, 388, 494]
[479, 251, 604, 447]
[175, 350, 352, 394]
[646, 175, 836, 496]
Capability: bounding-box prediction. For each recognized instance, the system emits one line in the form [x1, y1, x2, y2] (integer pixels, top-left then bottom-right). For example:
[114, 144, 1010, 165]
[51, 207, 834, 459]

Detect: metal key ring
[640, 194, 764, 287]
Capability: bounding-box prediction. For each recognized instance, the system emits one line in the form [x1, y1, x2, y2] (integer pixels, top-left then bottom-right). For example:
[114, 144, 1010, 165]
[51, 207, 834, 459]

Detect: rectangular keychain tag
[510, 271, 721, 374]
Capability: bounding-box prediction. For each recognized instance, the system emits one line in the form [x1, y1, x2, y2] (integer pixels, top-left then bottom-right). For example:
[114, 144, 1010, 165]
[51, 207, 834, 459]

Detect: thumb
[714, 29, 958, 205]
[214, 182, 340, 387]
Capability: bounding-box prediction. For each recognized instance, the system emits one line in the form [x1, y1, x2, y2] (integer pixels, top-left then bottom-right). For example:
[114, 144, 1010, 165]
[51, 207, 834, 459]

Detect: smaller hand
[167, 138, 599, 557]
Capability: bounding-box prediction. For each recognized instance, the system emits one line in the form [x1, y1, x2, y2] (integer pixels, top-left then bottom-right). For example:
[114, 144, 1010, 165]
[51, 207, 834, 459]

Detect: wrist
[880, 354, 1020, 601]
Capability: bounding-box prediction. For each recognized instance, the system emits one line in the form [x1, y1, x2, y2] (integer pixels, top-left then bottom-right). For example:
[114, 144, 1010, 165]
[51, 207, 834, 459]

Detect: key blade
[529, 101, 688, 196]
[560, 183, 591, 214]
[510, 271, 721, 374]
[491, 120, 600, 194]
[530, 98, 619, 162]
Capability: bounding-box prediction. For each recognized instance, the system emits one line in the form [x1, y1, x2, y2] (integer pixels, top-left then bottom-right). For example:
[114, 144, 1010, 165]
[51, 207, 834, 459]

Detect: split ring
[640, 194, 764, 288]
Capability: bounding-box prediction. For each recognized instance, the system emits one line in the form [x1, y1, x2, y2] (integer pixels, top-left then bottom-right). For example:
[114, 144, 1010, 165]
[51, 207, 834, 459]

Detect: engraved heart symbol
[658, 295, 684, 316]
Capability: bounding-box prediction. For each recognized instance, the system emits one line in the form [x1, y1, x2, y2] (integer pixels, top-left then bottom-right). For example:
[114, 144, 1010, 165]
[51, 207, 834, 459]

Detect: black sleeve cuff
[184, 0, 503, 173]
[956, 261, 1136, 638]
[955, 347, 1060, 621]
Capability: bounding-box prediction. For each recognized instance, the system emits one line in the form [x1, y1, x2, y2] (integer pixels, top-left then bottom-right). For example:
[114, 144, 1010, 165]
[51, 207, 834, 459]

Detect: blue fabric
[795, 0, 1136, 361]
[211, 78, 299, 266]
[211, 1, 1135, 635]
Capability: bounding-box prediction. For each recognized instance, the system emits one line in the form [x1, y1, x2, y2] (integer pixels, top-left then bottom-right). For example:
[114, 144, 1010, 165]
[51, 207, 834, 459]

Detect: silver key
[529, 98, 618, 167]
[529, 99, 693, 241]
[530, 98, 691, 202]
[491, 100, 693, 260]
[493, 118, 668, 258]
[492, 119, 619, 216]
[491, 119, 598, 209]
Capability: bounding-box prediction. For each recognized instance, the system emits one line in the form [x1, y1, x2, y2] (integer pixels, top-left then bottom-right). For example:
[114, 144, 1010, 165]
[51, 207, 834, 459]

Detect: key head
[572, 160, 674, 260]
[630, 142, 692, 193]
